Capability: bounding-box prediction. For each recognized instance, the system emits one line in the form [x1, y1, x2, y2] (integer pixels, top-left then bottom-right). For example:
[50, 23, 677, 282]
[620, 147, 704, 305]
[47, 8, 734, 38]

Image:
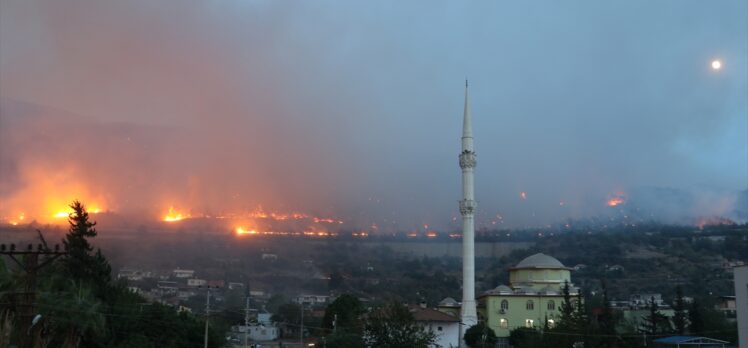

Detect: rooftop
[511, 253, 569, 270]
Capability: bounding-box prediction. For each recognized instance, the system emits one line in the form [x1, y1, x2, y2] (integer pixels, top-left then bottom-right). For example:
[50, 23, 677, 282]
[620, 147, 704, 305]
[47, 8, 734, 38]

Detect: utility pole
[244, 296, 250, 348]
[0, 242, 67, 348]
[333, 313, 337, 333]
[204, 288, 211, 348]
[299, 301, 304, 348]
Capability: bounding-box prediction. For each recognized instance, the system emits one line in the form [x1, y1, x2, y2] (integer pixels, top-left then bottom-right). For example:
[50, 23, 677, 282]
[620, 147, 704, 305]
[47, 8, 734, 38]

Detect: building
[629, 293, 667, 308]
[172, 268, 195, 278]
[652, 336, 729, 348]
[715, 296, 736, 317]
[735, 265, 748, 348]
[293, 294, 330, 306]
[187, 278, 207, 287]
[437, 297, 461, 318]
[412, 305, 460, 348]
[459, 80, 478, 329]
[478, 253, 579, 340]
[232, 323, 280, 342]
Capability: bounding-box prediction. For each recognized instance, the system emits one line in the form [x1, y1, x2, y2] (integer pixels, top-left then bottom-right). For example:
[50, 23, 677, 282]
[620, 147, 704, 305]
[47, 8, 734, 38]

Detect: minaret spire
[459, 80, 478, 336]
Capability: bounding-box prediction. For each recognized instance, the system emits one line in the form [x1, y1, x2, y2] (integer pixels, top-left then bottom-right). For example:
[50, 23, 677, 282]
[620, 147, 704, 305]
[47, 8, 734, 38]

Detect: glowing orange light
[235, 227, 258, 235]
[163, 207, 187, 222]
[607, 197, 624, 207]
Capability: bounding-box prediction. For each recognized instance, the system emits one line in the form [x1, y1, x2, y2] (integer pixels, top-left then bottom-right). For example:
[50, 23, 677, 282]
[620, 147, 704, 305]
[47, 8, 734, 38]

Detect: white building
[187, 278, 207, 287]
[293, 294, 330, 306]
[735, 265, 748, 348]
[232, 324, 279, 342]
[172, 269, 195, 278]
[412, 306, 460, 348]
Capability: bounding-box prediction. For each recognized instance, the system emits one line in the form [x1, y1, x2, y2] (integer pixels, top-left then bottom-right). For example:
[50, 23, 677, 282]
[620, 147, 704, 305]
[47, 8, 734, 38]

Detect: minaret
[459, 80, 478, 329]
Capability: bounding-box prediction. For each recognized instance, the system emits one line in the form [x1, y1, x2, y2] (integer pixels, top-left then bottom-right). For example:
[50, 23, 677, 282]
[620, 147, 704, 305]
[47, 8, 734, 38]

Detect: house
[652, 336, 729, 347]
[232, 323, 280, 342]
[437, 297, 461, 318]
[411, 305, 460, 348]
[714, 296, 736, 316]
[629, 293, 666, 309]
[293, 294, 330, 306]
[172, 269, 195, 279]
[187, 278, 207, 287]
[228, 282, 244, 290]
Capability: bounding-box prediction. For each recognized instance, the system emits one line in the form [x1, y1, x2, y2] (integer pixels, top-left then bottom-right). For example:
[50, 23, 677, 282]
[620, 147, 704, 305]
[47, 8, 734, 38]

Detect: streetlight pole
[299, 300, 304, 348]
[204, 288, 211, 348]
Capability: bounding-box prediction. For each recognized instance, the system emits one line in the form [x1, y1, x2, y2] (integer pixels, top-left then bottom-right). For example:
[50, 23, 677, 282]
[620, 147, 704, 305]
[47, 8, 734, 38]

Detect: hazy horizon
[1, 1, 746, 231]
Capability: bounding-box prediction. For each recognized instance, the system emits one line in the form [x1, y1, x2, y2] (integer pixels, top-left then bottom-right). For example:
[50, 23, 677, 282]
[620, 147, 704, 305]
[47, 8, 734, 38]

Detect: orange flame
[607, 197, 624, 207]
[163, 207, 187, 222]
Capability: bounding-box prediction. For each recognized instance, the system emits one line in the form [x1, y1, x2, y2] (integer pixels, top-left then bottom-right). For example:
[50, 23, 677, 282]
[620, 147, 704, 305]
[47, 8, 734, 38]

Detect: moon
[711, 60, 722, 70]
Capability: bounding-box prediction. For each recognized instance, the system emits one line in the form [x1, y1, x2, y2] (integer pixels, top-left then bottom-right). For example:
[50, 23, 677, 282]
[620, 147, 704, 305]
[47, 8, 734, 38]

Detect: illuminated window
[547, 319, 555, 328]
[501, 300, 509, 311]
[526, 300, 534, 310]
[500, 318, 508, 329]
[525, 319, 534, 328]
[547, 300, 555, 310]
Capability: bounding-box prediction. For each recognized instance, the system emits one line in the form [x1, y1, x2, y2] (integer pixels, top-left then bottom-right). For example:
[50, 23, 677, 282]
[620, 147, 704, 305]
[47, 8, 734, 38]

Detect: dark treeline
[0, 201, 226, 348]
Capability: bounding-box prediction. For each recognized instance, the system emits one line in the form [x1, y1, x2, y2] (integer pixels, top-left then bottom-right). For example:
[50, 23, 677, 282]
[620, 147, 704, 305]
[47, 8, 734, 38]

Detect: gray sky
[1, 0, 746, 230]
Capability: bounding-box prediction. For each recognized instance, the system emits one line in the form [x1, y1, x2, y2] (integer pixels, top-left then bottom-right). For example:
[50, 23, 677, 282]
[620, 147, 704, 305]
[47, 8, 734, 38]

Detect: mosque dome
[512, 253, 569, 270]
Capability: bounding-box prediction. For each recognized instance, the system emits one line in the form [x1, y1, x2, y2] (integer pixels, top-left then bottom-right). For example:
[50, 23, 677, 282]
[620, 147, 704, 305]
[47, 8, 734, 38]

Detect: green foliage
[464, 322, 497, 348]
[323, 331, 365, 348]
[364, 302, 436, 348]
[322, 294, 364, 333]
[640, 296, 669, 338]
[672, 286, 687, 335]
[1, 201, 225, 348]
[62, 201, 112, 296]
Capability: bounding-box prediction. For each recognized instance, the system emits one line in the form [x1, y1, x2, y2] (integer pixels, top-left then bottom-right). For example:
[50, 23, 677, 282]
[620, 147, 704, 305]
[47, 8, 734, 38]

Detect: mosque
[453, 83, 578, 345]
[478, 253, 579, 338]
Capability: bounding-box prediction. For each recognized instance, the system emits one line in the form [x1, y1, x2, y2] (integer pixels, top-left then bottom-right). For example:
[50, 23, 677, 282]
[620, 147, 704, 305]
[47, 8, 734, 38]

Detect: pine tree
[62, 201, 111, 293]
[640, 296, 665, 336]
[598, 280, 618, 347]
[559, 281, 575, 328]
[672, 286, 687, 335]
[688, 299, 704, 335]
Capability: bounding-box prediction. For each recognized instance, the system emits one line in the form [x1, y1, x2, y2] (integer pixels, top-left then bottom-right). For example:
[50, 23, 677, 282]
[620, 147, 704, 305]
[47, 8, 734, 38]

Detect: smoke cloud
[1, 0, 746, 230]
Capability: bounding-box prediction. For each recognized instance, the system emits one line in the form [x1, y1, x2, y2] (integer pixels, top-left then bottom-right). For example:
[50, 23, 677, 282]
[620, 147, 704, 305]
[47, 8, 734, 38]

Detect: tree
[62, 201, 111, 293]
[464, 322, 497, 348]
[364, 302, 436, 348]
[322, 294, 364, 333]
[672, 286, 687, 335]
[597, 280, 618, 347]
[688, 299, 704, 335]
[323, 331, 365, 348]
[558, 281, 575, 329]
[641, 296, 668, 337]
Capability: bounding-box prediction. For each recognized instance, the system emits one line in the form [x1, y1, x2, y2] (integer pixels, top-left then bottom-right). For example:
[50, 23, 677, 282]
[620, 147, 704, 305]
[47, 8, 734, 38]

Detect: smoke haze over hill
[1, 1, 746, 230]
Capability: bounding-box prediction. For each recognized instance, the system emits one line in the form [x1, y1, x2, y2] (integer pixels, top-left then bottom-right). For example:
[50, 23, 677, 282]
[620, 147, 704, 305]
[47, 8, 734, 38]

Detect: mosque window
[526, 300, 534, 310]
[525, 319, 534, 328]
[501, 300, 509, 311]
[500, 318, 508, 329]
[547, 300, 555, 310]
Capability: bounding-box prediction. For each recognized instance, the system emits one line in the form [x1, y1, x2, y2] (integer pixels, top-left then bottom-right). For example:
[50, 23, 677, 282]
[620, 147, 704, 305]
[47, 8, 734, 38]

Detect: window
[501, 300, 509, 311]
[500, 318, 508, 329]
[526, 300, 534, 310]
[547, 300, 555, 310]
[525, 319, 534, 328]
[547, 319, 555, 328]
